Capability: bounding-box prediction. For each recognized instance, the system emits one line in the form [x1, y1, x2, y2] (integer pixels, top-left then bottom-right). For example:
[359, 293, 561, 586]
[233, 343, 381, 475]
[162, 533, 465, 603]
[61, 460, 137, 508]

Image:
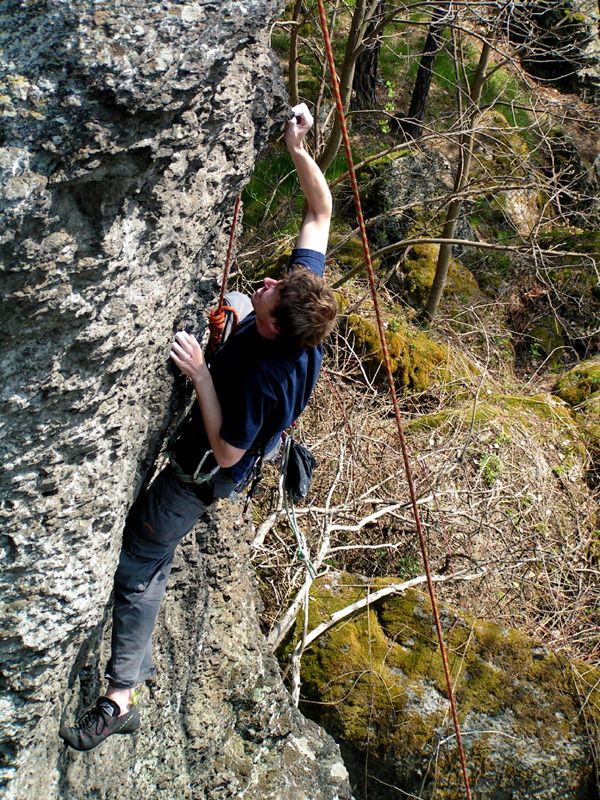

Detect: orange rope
[314, 1, 472, 795]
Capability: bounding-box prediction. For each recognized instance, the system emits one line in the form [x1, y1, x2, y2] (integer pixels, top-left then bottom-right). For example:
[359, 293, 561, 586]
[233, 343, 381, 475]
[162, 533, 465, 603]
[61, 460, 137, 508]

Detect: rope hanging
[207, 47, 471, 796]
[313, 1, 473, 796]
[206, 194, 242, 359]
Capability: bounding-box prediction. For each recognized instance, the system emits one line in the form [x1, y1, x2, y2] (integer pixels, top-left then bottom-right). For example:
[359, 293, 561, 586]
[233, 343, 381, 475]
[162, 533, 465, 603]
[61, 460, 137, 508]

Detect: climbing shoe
[59, 696, 140, 751]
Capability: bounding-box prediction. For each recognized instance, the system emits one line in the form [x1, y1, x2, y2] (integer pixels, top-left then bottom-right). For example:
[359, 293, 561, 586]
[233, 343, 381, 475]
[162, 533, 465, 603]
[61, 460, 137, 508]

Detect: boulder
[505, 0, 600, 99]
[554, 356, 600, 446]
[282, 572, 600, 799]
[358, 150, 475, 255]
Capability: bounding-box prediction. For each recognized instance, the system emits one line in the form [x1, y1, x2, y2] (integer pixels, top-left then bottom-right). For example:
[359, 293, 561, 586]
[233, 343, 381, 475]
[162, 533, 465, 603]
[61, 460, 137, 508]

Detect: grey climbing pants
[105, 466, 211, 688]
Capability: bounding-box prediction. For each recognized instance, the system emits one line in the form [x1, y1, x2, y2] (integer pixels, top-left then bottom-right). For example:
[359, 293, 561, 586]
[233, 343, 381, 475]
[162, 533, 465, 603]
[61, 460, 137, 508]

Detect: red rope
[314, 2, 472, 795]
[207, 194, 242, 358]
[218, 194, 242, 311]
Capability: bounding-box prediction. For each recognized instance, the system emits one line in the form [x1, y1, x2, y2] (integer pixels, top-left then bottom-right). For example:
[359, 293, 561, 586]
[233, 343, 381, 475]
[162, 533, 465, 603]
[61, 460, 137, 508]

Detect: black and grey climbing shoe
[59, 696, 140, 751]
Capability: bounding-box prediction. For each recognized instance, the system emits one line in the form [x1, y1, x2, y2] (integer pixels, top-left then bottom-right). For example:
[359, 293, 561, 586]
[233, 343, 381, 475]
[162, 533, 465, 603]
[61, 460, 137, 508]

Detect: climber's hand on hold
[170, 331, 207, 384]
[284, 103, 313, 150]
[171, 330, 245, 469]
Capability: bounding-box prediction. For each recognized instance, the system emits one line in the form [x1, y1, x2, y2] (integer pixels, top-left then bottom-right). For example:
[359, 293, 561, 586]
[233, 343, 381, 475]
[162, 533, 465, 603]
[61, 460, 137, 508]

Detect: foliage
[237, 3, 600, 791]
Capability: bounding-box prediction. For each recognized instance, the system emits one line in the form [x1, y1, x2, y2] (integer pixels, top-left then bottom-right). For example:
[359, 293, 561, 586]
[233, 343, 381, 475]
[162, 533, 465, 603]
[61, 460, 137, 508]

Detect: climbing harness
[314, 1, 472, 796]
[168, 448, 220, 486]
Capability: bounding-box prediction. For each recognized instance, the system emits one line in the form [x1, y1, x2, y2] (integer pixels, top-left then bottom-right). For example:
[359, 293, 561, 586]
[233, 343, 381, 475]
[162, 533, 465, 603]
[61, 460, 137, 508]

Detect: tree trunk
[351, 0, 386, 111]
[318, 0, 385, 173]
[288, 0, 304, 107]
[404, 3, 450, 138]
[424, 41, 492, 322]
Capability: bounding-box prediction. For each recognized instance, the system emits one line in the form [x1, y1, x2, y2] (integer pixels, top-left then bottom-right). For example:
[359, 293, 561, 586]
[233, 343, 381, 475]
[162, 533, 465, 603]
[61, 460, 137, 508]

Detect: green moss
[403, 243, 480, 309]
[281, 574, 600, 794]
[347, 312, 447, 392]
[497, 393, 576, 427]
[249, 245, 294, 280]
[579, 394, 600, 443]
[554, 357, 600, 448]
[406, 403, 495, 435]
[329, 234, 380, 276]
[554, 358, 600, 407]
[478, 108, 531, 166]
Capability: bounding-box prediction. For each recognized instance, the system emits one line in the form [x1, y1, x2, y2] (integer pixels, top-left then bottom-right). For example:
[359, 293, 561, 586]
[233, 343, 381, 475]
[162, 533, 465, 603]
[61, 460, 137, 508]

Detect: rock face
[0, 3, 351, 798]
[56, 503, 351, 800]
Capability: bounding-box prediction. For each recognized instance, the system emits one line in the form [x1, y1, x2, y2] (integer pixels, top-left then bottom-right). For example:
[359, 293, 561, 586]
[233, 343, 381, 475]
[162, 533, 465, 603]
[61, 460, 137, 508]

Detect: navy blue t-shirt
[172, 248, 326, 485]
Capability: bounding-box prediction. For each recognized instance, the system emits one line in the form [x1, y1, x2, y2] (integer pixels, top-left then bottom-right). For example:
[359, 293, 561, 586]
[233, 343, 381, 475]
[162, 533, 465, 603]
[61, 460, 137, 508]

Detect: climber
[59, 102, 337, 751]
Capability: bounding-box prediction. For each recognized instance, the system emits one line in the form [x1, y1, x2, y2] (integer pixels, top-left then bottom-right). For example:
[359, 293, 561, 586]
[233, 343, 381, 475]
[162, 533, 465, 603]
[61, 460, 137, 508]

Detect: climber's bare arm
[284, 103, 332, 255]
[170, 331, 246, 468]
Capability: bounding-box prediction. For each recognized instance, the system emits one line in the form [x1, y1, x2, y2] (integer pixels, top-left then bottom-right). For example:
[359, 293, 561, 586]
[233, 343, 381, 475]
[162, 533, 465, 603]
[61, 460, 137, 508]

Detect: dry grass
[249, 302, 599, 665]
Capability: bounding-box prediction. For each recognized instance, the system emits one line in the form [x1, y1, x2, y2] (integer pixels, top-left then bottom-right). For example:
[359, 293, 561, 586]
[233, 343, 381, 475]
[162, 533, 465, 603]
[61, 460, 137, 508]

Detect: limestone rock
[54, 503, 351, 800]
[0, 2, 350, 798]
[357, 150, 475, 255]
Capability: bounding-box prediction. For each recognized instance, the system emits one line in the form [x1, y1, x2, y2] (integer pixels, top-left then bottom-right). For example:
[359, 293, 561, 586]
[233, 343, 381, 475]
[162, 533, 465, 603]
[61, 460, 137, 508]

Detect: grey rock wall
[49, 504, 351, 800]
[0, 2, 351, 798]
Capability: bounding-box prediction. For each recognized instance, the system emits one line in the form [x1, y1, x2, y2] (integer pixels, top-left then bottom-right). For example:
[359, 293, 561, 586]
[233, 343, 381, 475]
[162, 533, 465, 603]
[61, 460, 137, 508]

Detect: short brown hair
[274, 265, 338, 349]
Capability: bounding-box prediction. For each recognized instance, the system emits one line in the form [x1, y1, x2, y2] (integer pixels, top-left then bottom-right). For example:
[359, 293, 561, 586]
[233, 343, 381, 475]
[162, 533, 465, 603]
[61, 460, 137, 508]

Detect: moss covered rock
[347, 312, 447, 392]
[329, 234, 380, 278]
[555, 357, 600, 406]
[252, 245, 295, 279]
[402, 243, 481, 309]
[554, 356, 600, 444]
[282, 573, 599, 799]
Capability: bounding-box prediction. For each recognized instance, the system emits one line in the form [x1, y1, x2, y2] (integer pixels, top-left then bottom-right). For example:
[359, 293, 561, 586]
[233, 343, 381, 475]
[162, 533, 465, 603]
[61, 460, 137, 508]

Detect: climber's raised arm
[284, 103, 332, 256]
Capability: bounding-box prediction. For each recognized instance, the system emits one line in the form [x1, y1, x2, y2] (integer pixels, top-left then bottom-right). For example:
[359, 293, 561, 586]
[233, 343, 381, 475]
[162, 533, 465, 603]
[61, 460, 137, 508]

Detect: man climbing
[59, 103, 337, 751]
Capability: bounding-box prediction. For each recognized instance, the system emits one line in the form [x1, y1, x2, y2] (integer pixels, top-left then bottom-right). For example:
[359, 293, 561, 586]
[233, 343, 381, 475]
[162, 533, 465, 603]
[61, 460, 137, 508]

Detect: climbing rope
[314, 1, 473, 796]
[206, 194, 242, 358]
